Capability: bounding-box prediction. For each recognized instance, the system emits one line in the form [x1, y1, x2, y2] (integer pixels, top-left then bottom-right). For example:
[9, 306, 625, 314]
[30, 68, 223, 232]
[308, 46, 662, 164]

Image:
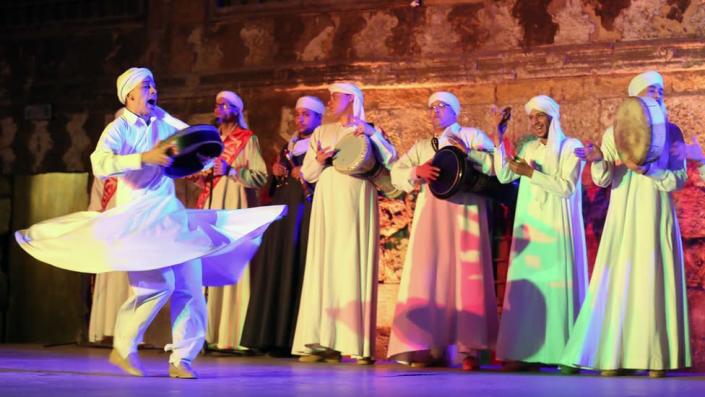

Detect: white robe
[494, 137, 588, 364]
[204, 134, 268, 350]
[292, 122, 396, 359]
[560, 127, 691, 371]
[387, 124, 499, 363]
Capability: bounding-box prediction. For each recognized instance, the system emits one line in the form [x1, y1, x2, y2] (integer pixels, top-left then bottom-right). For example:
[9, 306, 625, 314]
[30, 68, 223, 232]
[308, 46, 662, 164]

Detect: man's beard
[216, 113, 237, 125]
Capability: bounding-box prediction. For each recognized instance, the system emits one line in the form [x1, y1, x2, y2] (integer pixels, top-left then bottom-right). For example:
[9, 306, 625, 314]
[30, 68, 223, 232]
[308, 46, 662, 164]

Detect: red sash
[100, 177, 117, 211]
[196, 126, 254, 208]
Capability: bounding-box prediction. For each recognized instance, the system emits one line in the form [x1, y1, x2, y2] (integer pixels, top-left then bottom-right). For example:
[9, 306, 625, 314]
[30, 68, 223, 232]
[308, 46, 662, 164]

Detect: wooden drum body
[164, 124, 224, 178]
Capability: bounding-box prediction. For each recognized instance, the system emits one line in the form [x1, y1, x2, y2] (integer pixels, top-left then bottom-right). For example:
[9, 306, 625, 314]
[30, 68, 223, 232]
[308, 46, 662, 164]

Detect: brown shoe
[355, 357, 375, 365]
[648, 370, 666, 378]
[109, 350, 145, 377]
[169, 361, 198, 379]
[298, 353, 325, 363]
[323, 351, 342, 364]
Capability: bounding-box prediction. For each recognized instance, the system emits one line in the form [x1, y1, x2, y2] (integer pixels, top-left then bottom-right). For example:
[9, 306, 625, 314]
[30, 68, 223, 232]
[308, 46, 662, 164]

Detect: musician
[387, 91, 498, 370]
[292, 82, 396, 364]
[241, 96, 324, 356]
[492, 95, 588, 373]
[15, 67, 285, 379]
[191, 91, 268, 352]
[561, 71, 691, 377]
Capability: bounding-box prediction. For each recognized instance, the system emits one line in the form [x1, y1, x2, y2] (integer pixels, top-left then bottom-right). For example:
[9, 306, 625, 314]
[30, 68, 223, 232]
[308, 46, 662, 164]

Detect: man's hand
[316, 141, 336, 165]
[488, 105, 510, 146]
[415, 159, 441, 182]
[272, 162, 288, 178]
[291, 166, 303, 180]
[350, 118, 376, 137]
[685, 136, 705, 163]
[574, 143, 604, 162]
[447, 135, 468, 153]
[214, 158, 231, 177]
[142, 140, 177, 167]
[624, 160, 647, 175]
[508, 157, 534, 177]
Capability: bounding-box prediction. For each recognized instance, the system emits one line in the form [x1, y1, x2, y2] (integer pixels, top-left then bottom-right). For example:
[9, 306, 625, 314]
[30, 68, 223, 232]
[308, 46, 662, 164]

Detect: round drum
[429, 145, 475, 199]
[164, 124, 224, 178]
[614, 96, 667, 165]
[429, 145, 517, 205]
[332, 133, 377, 176]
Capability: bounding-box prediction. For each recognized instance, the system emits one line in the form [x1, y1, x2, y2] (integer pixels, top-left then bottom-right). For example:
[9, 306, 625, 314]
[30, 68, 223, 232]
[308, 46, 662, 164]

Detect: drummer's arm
[493, 141, 520, 184]
[529, 139, 584, 198]
[391, 143, 422, 193]
[640, 161, 687, 192]
[467, 129, 495, 176]
[230, 136, 268, 189]
[590, 128, 617, 188]
[90, 123, 143, 178]
[368, 129, 398, 167]
[301, 127, 325, 183]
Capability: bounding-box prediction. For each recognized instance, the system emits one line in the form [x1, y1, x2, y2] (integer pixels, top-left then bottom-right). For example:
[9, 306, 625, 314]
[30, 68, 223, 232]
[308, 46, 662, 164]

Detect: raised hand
[316, 141, 336, 165]
[685, 136, 705, 163]
[415, 159, 441, 182]
[142, 140, 177, 167]
[574, 142, 604, 162]
[272, 162, 288, 178]
[508, 156, 534, 177]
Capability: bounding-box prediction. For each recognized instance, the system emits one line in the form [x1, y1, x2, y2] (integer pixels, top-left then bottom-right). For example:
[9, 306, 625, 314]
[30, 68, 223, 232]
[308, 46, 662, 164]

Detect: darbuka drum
[333, 134, 404, 199]
[164, 124, 224, 178]
[429, 144, 517, 205]
[614, 96, 667, 165]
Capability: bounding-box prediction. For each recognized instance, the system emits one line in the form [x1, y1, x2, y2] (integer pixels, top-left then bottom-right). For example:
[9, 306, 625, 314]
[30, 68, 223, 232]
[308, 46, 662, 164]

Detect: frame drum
[333, 133, 403, 199]
[164, 124, 224, 178]
[614, 96, 667, 165]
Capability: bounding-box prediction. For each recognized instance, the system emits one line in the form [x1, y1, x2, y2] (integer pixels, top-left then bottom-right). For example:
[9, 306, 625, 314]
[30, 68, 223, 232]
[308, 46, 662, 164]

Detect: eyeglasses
[214, 103, 231, 110]
[429, 103, 450, 112]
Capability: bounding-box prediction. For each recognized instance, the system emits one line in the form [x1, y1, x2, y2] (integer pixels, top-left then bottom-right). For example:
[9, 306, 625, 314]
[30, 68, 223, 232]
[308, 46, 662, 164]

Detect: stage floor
[0, 344, 703, 397]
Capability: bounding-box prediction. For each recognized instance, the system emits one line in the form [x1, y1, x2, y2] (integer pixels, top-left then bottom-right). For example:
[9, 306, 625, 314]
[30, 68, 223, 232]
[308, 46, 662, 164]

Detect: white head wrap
[216, 90, 248, 129]
[116, 67, 153, 105]
[329, 82, 365, 121]
[524, 95, 566, 177]
[296, 96, 326, 115]
[428, 91, 461, 116]
[628, 71, 664, 96]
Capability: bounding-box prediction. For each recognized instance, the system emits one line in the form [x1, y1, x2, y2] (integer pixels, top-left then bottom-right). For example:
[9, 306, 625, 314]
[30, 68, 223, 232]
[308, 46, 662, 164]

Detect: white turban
[628, 71, 664, 96]
[216, 90, 248, 129]
[428, 91, 461, 116]
[329, 82, 365, 121]
[524, 95, 566, 177]
[296, 96, 325, 115]
[116, 67, 153, 105]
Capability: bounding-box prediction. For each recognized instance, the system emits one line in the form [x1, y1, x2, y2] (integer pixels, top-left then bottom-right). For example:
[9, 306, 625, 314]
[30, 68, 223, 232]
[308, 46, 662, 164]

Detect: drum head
[429, 146, 465, 199]
[614, 96, 666, 165]
[333, 133, 375, 175]
[164, 124, 223, 178]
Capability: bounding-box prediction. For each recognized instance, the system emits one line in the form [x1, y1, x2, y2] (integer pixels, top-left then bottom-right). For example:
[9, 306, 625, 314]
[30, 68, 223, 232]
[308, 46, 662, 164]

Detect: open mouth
[147, 98, 156, 106]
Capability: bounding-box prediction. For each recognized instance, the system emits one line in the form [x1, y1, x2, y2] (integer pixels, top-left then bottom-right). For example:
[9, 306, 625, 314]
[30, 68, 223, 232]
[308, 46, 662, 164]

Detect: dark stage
[0, 345, 703, 397]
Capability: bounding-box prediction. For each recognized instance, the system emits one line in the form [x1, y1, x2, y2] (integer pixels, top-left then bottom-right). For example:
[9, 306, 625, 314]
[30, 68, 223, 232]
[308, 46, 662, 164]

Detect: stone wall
[1, 0, 704, 367]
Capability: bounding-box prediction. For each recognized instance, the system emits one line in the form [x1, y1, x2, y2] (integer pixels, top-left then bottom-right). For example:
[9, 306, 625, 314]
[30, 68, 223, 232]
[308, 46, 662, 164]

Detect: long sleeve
[302, 126, 325, 183]
[90, 123, 143, 178]
[231, 136, 268, 189]
[369, 129, 397, 167]
[642, 160, 687, 192]
[465, 128, 495, 176]
[699, 163, 705, 182]
[591, 127, 617, 188]
[529, 139, 584, 198]
[494, 142, 520, 184]
[391, 142, 423, 193]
